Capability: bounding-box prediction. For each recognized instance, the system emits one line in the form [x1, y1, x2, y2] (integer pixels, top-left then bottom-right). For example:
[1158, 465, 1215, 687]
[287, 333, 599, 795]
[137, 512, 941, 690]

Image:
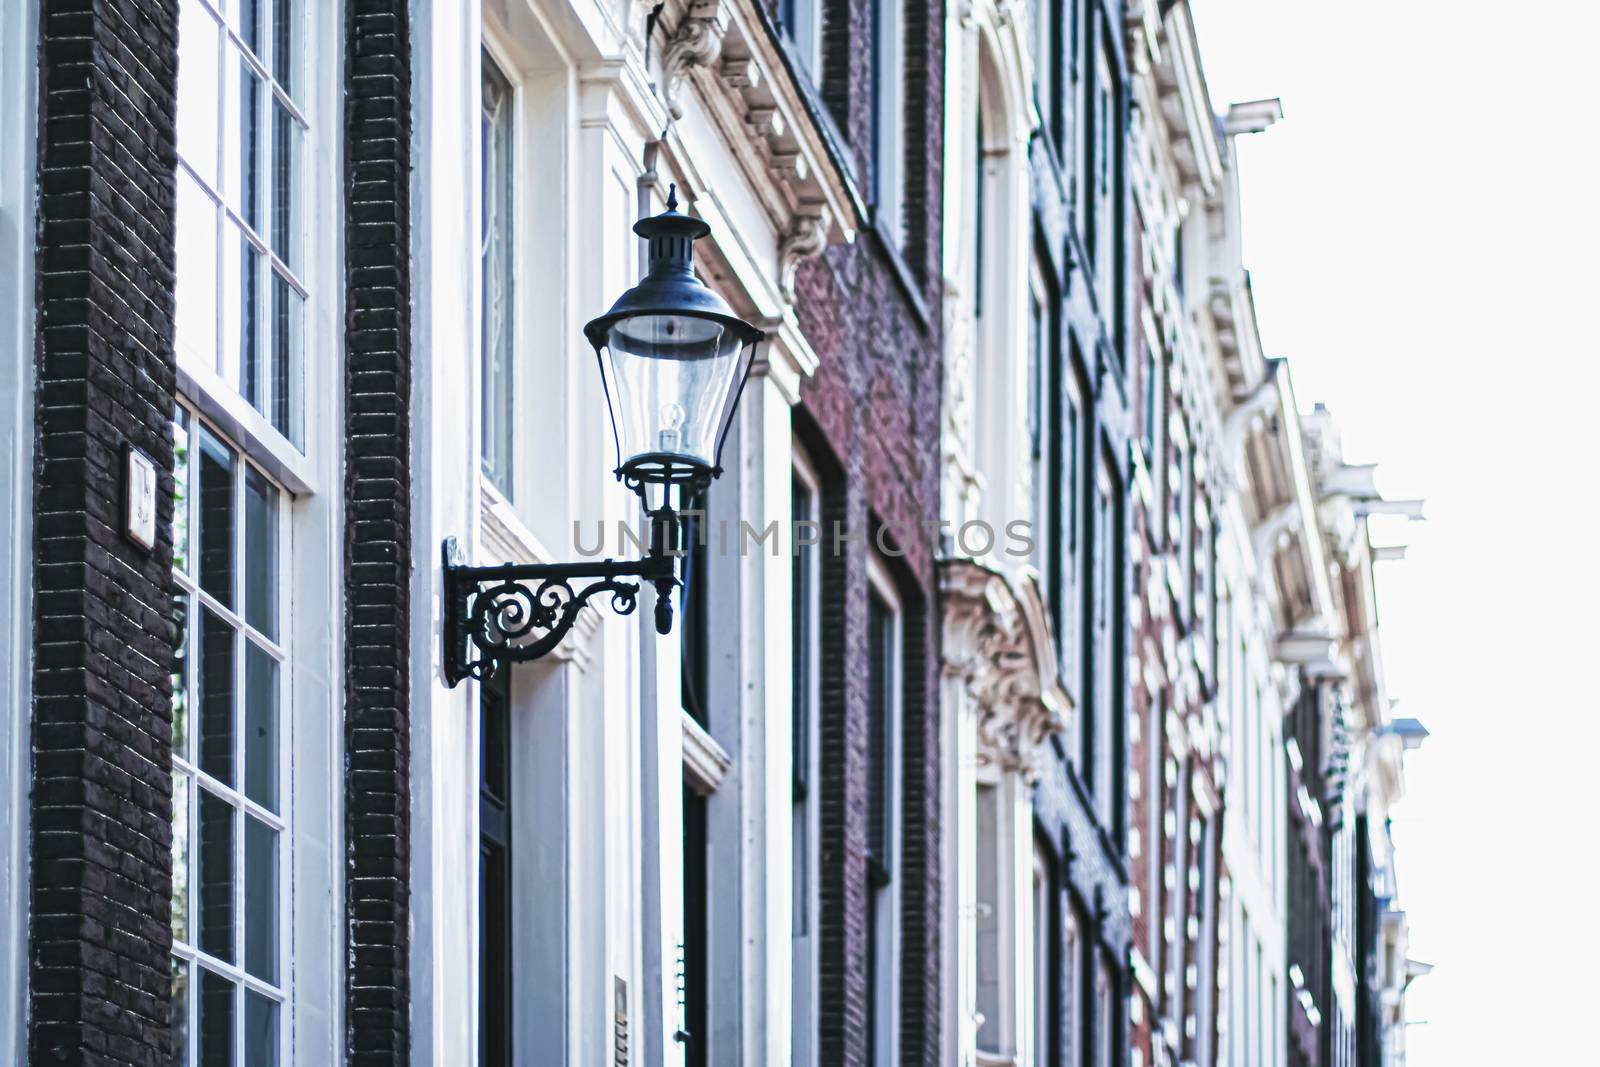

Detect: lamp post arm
[441, 536, 679, 686]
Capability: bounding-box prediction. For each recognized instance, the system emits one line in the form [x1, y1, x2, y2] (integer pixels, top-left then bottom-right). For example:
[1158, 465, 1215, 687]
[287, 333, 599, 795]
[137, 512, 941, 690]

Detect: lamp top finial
[666, 183, 678, 212]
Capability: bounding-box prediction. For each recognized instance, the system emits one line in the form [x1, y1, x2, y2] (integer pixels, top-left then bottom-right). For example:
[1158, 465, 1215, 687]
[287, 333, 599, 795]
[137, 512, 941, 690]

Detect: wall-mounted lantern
[443, 187, 763, 686]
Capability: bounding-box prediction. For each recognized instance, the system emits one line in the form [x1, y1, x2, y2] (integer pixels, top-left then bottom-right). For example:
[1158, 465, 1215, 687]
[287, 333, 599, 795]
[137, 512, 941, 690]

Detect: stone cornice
[656, 0, 859, 290]
[940, 559, 1071, 781]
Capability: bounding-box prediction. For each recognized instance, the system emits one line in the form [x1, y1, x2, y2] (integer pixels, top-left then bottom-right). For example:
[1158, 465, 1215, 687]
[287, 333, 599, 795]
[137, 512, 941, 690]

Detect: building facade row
[0, 0, 1426, 1064]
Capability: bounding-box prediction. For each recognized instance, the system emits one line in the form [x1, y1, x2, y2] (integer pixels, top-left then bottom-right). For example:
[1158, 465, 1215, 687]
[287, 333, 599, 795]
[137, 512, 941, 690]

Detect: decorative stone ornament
[940, 559, 1071, 781]
[663, 0, 729, 118]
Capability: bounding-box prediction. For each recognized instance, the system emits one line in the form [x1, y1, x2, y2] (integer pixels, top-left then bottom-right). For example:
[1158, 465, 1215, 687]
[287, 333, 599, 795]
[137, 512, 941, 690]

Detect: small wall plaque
[125, 447, 157, 551]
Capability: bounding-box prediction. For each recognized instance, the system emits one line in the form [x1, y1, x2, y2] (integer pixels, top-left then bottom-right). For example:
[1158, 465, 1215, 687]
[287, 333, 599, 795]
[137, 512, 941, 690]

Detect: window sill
[683, 710, 732, 796]
[176, 361, 315, 496]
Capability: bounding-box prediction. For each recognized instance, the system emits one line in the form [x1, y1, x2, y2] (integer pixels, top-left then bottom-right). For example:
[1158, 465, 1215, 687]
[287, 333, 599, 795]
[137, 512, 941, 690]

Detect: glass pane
[197, 788, 235, 963]
[197, 427, 235, 607]
[198, 966, 236, 1067]
[170, 956, 190, 1064]
[244, 815, 277, 983]
[245, 989, 280, 1067]
[172, 592, 190, 758]
[173, 413, 190, 575]
[238, 0, 263, 58]
[243, 468, 277, 639]
[231, 236, 264, 410]
[480, 55, 513, 496]
[171, 773, 190, 942]
[198, 608, 235, 785]
[244, 641, 277, 812]
[175, 170, 218, 368]
[271, 0, 296, 97]
[176, 0, 220, 184]
[270, 101, 300, 269]
[269, 271, 303, 445]
[225, 52, 264, 233]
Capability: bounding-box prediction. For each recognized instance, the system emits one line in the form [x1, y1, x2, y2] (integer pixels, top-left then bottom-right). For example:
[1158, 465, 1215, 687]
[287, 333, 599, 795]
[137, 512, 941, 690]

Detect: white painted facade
[938, 0, 1074, 1063]
[407, 0, 855, 1061]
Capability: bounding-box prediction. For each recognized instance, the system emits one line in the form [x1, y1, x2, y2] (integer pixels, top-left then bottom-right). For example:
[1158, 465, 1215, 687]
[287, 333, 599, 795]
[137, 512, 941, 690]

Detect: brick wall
[29, 0, 181, 1062]
[343, 0, 414, 1062]
[794, 0, 944, 1055]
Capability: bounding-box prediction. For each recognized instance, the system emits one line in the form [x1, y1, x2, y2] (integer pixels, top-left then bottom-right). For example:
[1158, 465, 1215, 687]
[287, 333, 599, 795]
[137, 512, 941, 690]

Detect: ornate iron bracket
[442, 531, 678, 687]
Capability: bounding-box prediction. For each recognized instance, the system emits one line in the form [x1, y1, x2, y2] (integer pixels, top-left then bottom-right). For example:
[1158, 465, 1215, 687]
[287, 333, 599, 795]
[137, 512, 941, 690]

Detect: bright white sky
[1190, 1, 1600, 1061]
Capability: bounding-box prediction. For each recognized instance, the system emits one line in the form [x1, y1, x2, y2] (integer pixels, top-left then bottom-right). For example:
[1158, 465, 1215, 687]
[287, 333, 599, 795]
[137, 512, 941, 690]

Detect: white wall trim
[0, 0, 37, 1059]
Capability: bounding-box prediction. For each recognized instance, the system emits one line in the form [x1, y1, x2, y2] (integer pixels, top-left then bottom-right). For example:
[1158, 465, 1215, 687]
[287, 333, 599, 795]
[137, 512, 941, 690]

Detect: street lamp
[442, 186, 763, 685]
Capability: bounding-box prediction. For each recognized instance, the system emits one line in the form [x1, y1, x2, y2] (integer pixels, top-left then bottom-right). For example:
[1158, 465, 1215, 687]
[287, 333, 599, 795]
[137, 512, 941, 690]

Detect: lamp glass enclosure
[599, 313, 754, 481]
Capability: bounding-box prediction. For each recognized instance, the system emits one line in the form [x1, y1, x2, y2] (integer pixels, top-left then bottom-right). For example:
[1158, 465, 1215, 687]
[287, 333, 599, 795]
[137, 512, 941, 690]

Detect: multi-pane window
[791, 459, 822, 1065]
[481, 51, 515, 496]
[871, 0, 905, 246]
[175, 0, 308, 447]
[866, 574, 902, 1066]
[170, 407, 287, 1066]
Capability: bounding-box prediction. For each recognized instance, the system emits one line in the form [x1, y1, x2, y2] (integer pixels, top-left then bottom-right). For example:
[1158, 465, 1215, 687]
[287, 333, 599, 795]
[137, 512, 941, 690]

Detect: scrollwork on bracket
[442, 537, 676, 686]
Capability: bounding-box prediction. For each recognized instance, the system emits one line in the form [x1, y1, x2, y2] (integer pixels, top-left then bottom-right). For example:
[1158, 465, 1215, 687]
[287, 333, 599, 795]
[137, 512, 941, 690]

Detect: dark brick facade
[343, 0, 414, 1062]
[791, 0, 945, 1056]
[29, 0, 181, 1063]
[1028, 0, 1134, 1059]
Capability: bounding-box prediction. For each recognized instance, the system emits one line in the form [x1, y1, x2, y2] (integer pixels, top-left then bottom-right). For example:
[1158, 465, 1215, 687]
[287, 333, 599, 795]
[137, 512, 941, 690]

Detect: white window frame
[873, 0, 905, 247]
[866, 554, 903, 1067]
[169, 403, 293, 1066]
[169, 0, 343, 1058]
[792, 445, 824, 1067]
[479, 44, 517, 499]
[173, 0, 315, 463]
